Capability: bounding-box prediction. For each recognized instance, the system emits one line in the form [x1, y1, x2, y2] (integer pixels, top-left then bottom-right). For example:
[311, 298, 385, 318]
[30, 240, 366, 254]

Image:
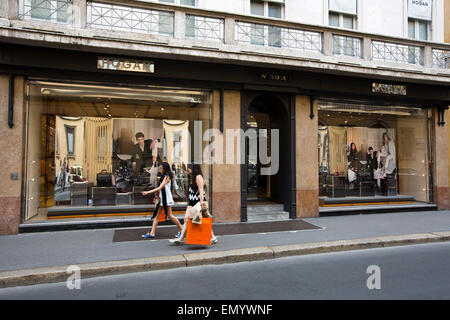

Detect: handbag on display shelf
[186, 217, 213, 246]
[97, 169, 112, 187]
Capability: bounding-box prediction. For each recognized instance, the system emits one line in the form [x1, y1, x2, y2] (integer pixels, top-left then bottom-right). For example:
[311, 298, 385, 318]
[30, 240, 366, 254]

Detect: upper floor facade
[0, 0, 449, 85]
[156, 0, 448, 43]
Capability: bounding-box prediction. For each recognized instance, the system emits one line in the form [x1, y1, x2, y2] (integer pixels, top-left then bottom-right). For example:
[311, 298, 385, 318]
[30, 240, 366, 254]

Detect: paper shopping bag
[186, 217, 213, 245]
[158, 208, 167, 222]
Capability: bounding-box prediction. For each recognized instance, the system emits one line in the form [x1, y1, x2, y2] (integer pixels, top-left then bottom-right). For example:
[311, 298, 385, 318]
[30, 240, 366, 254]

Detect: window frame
[408, 18, 430, 41]
[328, 11, 356, 30]
[64, 125, 76, 157]
[250, 0, 284, 19]
[159, 0, 197, 6]
[20, 0, 72, 24]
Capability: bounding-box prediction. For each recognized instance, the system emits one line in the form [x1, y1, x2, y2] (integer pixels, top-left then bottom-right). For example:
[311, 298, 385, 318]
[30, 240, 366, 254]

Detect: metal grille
[86, 1, 174, 36]
[333, 35, 361, 58]
[432, 49, 450, 69]
[372, 40, 424, 66]
[18, 0, 72, 23]
[235, 21, 322, 53]
[186, 15, 224, 42]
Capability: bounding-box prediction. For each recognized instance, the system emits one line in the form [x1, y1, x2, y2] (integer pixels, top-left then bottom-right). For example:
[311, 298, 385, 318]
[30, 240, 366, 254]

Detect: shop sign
[408, 0, 432, 21]
[97, 57, 155, 73]
[372, 83, 407, 96]
[259, 73, 288, 82]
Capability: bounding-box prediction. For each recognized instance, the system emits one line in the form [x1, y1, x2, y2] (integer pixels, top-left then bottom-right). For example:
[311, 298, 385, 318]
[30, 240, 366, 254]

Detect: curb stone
[0, 232, 449, 288]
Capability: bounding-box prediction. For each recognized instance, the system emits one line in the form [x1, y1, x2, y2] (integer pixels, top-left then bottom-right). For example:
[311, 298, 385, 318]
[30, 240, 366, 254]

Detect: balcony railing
[432, 49, 450, 69]
[18, 0, 72, 24]
[372, 40, 424, 66]
[86, 1, 174, 36]
[11, 0, 450, 72]
[185, 15, 224, 42]
[332, 35, 362, 59]
[235, 21, 322, 53]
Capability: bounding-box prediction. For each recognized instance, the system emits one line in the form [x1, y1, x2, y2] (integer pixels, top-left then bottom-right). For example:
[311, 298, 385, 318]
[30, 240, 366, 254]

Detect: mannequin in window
[347, 142, 359, 183]
[379, 132, 396, 178]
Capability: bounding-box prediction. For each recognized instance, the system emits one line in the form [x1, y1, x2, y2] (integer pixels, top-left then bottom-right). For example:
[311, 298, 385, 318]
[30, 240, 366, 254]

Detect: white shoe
[169, 238, 183, 245]
[211, 237, 218, 245]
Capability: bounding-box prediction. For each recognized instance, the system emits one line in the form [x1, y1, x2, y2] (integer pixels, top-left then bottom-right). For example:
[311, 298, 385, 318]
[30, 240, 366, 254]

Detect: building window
[408, 18, 429, 41]
[65, 125, 75, 156]
[24, 81, 212, 220]
[159, 0, 196, 6]
[328, 0, 357, 29]
[250, 0, 283, 19]
[407, 0, 432, 40]
[318, 101, 431, 204]
[249, 1, 283, 47]
[329, 12, 355, 30]
[20, 0, 72, 23]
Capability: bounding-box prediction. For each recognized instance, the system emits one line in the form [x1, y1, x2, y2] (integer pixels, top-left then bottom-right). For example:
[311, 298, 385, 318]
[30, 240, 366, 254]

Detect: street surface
[1, 241, 449, 300]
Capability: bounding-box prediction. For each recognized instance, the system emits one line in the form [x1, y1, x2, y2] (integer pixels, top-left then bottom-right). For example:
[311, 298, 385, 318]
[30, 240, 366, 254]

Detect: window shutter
[329, 0, 357, 15]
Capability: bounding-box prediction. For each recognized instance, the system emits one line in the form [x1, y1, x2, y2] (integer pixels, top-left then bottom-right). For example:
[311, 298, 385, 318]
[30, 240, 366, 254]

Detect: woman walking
[141, 162, 183, 239]
[170, 163, 218, 245]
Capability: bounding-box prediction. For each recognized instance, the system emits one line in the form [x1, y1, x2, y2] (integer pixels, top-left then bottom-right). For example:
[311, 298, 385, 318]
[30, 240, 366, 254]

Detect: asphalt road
[1, 241, 450, 300]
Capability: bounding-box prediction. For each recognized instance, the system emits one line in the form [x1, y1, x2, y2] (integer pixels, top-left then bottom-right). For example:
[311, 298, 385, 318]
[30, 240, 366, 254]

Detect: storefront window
[318, 101, 431, 203]
[24, 81, 212, 221]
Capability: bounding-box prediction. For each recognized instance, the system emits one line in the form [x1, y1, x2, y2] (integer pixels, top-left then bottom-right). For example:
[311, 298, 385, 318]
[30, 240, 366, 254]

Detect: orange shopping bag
[158, 208, 167, 222]
[186, 217, 213, 245]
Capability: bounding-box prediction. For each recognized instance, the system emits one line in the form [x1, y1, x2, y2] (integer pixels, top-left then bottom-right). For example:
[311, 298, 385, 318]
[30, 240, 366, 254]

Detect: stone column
[174, 11, 186, 40]
[224, 17, 236, 45]
[7, 0, 17, 20]
[0, 75, 24, 235]
[363, 37, 372, 61]
[322, 31, 333, 56]
[72, 0, 87, 29]
[424, 46, 433, 69]
[0, 1, 8, 19]
[433, 107, 450, 210]
[211, 90, 241, 223]
[295, 95, 319, 218]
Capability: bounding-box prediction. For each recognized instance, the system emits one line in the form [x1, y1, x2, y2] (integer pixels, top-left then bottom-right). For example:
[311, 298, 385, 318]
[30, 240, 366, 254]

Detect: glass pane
[67, 130, 74, 154]
[332, 37, 341, 55]
[181, 0, 196, 6]
[251, 0, 265, 16]
[342, 15, 354, 29]
[31, 0, 51, 20]
[268, 3, 282, 19]
[318, 102, 430, 203]
[408, 19, 416, 39]
[56, 0, 71, 23]
[25, 81, 213, 221]
[343, 38, 355, 56]
[418, 21, 428, 41]
[329, 12, 339, 27]
[159, 0, 175, 3]
[158, 11, 174, 35]
[268, 26, 281, 47]
[251, 24, 265, 45]
[185, 15, 195, 38]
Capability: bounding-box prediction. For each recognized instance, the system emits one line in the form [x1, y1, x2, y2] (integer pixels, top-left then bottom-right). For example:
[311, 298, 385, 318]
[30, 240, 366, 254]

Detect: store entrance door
[246, 112, 270, 201]
[242, 92, 295, 221]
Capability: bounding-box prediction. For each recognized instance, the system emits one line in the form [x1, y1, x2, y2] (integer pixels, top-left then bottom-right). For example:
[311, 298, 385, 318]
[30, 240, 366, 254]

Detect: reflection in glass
[318, 102, 430, 202]
[24, 81, 212, 221]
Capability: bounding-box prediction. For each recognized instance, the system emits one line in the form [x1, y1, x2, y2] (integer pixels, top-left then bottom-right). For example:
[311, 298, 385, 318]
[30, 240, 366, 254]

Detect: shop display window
[24, 81, 212, 220]
[318, 101, 431, 202]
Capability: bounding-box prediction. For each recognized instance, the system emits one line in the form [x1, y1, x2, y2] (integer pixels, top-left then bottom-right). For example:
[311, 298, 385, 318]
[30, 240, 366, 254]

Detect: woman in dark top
[347, 142, 361, 173]
[170, 163, 217, 245]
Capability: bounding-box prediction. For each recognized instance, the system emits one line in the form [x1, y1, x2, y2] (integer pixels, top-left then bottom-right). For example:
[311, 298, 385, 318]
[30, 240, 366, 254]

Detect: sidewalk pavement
[1, 210, 450, 287]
